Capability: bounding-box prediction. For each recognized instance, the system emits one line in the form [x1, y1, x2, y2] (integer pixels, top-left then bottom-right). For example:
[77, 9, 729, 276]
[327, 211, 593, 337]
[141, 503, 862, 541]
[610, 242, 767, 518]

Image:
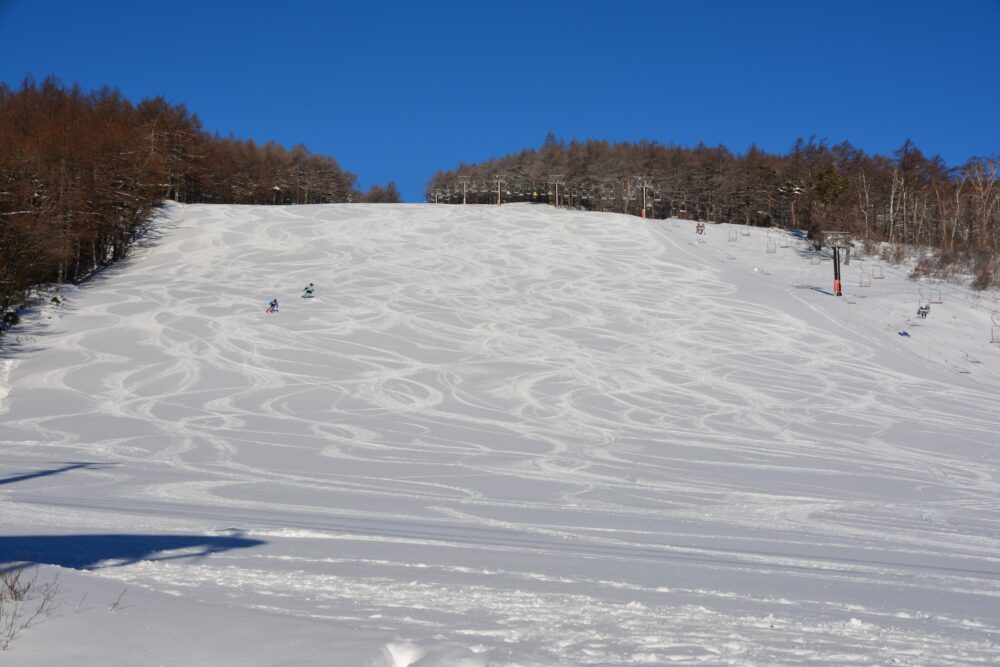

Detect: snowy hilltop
[2, 202, 1000, 666]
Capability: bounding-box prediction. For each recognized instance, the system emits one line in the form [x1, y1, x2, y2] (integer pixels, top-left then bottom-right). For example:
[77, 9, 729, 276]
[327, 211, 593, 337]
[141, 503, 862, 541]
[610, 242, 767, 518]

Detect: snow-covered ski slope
[2, 202, 1000, 666]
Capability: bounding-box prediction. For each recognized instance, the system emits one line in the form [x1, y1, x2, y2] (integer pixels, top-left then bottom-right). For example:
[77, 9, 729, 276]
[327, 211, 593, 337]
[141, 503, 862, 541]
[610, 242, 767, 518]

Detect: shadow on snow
[0, 462, 112, 487]
[0, 533, 266, 570]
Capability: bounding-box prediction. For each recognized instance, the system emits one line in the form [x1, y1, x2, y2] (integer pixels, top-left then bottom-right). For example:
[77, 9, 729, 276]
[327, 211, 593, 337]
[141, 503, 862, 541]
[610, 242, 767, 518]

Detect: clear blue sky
[2, 0, 997, 201]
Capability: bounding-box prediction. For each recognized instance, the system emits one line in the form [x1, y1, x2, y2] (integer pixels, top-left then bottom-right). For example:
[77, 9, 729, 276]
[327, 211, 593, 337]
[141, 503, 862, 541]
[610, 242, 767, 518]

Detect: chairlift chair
[728, 227, 738, 243]
[991, 312, 1000, 344]
[930, 283, 944, 304]
[858, 262, 871, 288]
[872, 264, 885, 279]
[915, 286, 932, 319]
[741, 224, 751, 237]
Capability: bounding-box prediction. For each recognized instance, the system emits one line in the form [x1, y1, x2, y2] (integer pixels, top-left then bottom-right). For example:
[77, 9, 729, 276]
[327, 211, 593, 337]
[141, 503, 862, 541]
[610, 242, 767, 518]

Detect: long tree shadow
[0, 462, 112, 487]
[0, 533, 266, 570]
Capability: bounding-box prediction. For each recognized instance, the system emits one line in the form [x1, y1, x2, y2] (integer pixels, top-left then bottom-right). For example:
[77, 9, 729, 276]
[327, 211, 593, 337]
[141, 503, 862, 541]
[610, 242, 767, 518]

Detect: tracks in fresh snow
[2, 204, 1000, 664]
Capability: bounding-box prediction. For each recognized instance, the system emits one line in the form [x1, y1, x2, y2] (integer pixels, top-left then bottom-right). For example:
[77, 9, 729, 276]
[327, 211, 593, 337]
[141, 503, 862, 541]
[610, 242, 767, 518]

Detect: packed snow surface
[2, 202, 1000, 665]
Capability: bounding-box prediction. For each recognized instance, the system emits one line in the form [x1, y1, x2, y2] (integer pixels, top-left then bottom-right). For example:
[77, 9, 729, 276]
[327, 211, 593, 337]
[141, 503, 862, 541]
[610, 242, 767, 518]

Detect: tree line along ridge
[2, 79, 999, 340]
[426, 133, 999, 288]
[0, 77, 400, 334]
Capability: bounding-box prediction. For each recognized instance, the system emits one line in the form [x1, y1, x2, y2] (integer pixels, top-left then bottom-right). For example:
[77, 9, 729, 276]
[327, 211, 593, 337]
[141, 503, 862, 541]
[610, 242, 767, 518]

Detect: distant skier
[266, 298, 279, 313]
[302, 283, 314, 298]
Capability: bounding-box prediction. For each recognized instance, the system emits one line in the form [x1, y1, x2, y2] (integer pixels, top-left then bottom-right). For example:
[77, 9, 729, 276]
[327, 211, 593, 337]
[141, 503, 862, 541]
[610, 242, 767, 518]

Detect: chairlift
[741, 224, 751, 237]
[929, 282, 944, 304]
[991, 312, 1000, 344]
[778, 231, 789, 248]
[728, 227, 738, 243]
[858, 262, 871, 288]
[872, 264, 885, 279]
[915, 286, 932, 319]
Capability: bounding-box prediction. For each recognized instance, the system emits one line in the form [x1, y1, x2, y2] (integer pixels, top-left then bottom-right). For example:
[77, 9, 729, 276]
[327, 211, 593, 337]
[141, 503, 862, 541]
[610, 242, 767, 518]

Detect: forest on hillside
[426, 134, 999, 288]
[0, 77, 399, 330]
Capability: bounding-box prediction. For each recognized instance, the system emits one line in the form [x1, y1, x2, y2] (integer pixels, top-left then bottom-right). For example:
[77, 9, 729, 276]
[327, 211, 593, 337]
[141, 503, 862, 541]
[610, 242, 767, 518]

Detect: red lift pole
[822, 232, 851, 297]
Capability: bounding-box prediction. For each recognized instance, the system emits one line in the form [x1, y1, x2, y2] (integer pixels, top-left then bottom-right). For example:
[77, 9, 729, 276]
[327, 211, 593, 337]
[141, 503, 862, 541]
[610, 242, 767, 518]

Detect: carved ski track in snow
[2, 203, 1000, 665]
